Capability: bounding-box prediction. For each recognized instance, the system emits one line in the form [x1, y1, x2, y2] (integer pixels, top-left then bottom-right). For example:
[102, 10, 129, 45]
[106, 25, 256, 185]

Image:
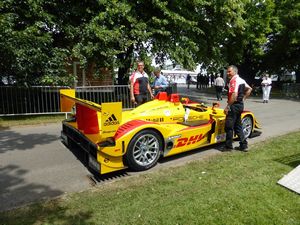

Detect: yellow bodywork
[60, 90, 260, 175]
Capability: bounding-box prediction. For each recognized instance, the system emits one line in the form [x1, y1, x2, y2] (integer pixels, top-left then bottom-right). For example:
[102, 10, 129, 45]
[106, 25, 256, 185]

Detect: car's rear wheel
[125, 129, 162, 171]
[242, 116, 253, 139]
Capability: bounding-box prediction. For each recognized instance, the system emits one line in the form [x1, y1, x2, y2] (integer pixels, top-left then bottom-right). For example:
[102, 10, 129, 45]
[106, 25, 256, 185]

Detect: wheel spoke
[131, 133, 160, 167]
[133, 151, 142, 158]
[242, 117, 252, 138]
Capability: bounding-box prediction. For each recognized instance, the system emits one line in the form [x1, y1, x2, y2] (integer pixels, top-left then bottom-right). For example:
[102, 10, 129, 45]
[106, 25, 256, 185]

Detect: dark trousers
[215, 86, 223, 100]
[134, 94, 148, 106]
[225, 103, 248, 148]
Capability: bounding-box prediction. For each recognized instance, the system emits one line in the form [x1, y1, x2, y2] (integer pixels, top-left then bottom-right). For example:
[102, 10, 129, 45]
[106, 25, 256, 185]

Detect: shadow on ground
[0, 164, 63, 212]
[0, 167, 93, 223]
[274, 153, 300, 169]
[0, 130, 58, 153]
[0, 124, 10, 130]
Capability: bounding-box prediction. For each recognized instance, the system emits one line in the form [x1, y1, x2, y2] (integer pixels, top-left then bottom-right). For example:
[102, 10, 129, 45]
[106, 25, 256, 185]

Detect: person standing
[204, 75, 209, 88]
[186, 74, 191, 89]
[210, 74, 215, 87]
[152, 68, 168, 96]
[222, 65, 252, 152]
[261, 74, 272, 103]
[214, 74, 225, 101]
[130, 61, 154, 106]
[196, 73, 201, 89]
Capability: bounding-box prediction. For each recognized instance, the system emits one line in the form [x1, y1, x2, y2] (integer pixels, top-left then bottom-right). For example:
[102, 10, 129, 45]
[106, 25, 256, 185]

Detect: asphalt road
[1, 87, 300, 211]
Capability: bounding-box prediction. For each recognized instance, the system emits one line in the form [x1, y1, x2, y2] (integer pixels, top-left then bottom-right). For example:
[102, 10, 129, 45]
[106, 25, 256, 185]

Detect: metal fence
[281, 83, 300, 99]
[0, 85, 135, 116]
[76, 85, 134, 109]
[1, 83, 298, 116]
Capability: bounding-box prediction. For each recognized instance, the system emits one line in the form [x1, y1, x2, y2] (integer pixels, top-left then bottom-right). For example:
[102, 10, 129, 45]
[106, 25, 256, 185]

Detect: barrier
[0, 85, 135, 116]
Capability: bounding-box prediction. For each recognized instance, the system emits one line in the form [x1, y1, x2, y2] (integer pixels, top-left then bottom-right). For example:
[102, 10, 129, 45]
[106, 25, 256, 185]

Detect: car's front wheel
[125, 129, 162, 171]
[242, 116, 253, 139]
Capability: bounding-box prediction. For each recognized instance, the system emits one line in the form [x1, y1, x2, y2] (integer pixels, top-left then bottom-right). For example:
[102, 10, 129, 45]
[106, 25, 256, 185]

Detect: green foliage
[0, 0, 71, 86]
[263, 0, 300, 72]
[0, 0, 299, 86]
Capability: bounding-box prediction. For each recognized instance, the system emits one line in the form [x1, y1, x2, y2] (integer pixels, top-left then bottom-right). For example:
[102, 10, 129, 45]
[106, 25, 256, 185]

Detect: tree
[0, 0, 99, 86]
[1, 0, 298, 86]
[262, 0, 300, 79]
[74, 0, 203, 84]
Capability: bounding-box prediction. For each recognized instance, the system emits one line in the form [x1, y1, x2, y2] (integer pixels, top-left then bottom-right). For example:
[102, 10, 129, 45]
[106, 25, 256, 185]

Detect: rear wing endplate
[60, 89, 122, 137]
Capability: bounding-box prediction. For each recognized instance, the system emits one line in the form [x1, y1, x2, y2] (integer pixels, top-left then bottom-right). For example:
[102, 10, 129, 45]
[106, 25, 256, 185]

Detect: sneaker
[219, 145, 233, 152]
[234, 146, 248, 152]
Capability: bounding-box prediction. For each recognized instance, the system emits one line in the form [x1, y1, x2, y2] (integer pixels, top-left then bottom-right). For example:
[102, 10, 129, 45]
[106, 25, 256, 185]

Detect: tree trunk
[238, 63, 256, 86]
[296, 70, 300, 83]
[117, 45, 134, 85]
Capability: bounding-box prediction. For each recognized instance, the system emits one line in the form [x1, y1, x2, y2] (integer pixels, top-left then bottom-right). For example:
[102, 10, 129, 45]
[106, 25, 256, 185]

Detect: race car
[60, 89, 260, 175]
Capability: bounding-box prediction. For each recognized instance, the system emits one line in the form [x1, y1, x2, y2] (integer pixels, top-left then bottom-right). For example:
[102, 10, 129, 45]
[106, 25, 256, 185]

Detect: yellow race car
[60, 90, 260, 175]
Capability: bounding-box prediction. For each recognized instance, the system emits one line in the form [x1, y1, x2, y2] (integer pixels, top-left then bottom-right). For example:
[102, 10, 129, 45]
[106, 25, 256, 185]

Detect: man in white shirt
[214, 74, 225, 101]
[261, 74, 272, 103]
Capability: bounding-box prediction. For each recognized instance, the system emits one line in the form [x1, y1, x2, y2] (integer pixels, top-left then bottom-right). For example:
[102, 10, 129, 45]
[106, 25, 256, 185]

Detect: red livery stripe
[114, 120, 155, 140]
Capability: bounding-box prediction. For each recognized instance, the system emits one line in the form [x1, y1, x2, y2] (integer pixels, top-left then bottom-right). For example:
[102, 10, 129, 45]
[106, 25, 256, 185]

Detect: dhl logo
[175, 134, 205, 148]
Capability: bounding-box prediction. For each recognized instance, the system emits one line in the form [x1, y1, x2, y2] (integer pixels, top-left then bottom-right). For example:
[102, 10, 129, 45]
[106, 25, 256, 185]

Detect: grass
[0, 114, 65, 129]
[1, 132, 300, 225]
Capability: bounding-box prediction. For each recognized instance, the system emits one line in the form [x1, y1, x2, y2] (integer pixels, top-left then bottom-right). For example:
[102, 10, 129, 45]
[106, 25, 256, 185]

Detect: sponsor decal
[215, 133, 226, 142]
[171, 117, 184, 122]
[167, 135, 182, 140]
[188, 115, 205, 120]
[164, 110, 171, 116]
[104, 114, 120, 126]
[146, 117, 164, 122]
[175, 134, 205, 148]
[102, 130, 116, 134]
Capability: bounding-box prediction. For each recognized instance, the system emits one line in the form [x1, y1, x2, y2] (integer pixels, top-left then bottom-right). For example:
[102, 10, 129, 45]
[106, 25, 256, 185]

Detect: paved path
[1, 86, 300, 211]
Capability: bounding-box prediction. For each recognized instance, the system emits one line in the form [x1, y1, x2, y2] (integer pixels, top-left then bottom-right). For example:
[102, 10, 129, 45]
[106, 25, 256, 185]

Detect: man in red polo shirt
[222, 65, 252, 152]
[130, 61, 154, 106]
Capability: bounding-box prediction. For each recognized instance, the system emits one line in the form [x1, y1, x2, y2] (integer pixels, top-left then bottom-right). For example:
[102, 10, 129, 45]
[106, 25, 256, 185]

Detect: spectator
[210, 74, 215, 87]
[214, 74, 225, 101]
[196, 73, 201, 89]
[222, 65, 252, 152]
[130, 61, 154, 106]
[261, 74, 272, 103]
[186, 74, 191, 89]
[152, 68, 168, 96]
[204, 75, 209, 88]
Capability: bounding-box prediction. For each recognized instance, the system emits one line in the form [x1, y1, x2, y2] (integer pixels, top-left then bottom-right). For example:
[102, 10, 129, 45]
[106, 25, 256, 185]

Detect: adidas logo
[104, 114, 120, 126]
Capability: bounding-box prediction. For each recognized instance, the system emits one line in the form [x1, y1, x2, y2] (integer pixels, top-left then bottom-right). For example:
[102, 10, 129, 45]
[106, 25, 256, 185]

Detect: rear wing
[60, 89, 122, 138]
